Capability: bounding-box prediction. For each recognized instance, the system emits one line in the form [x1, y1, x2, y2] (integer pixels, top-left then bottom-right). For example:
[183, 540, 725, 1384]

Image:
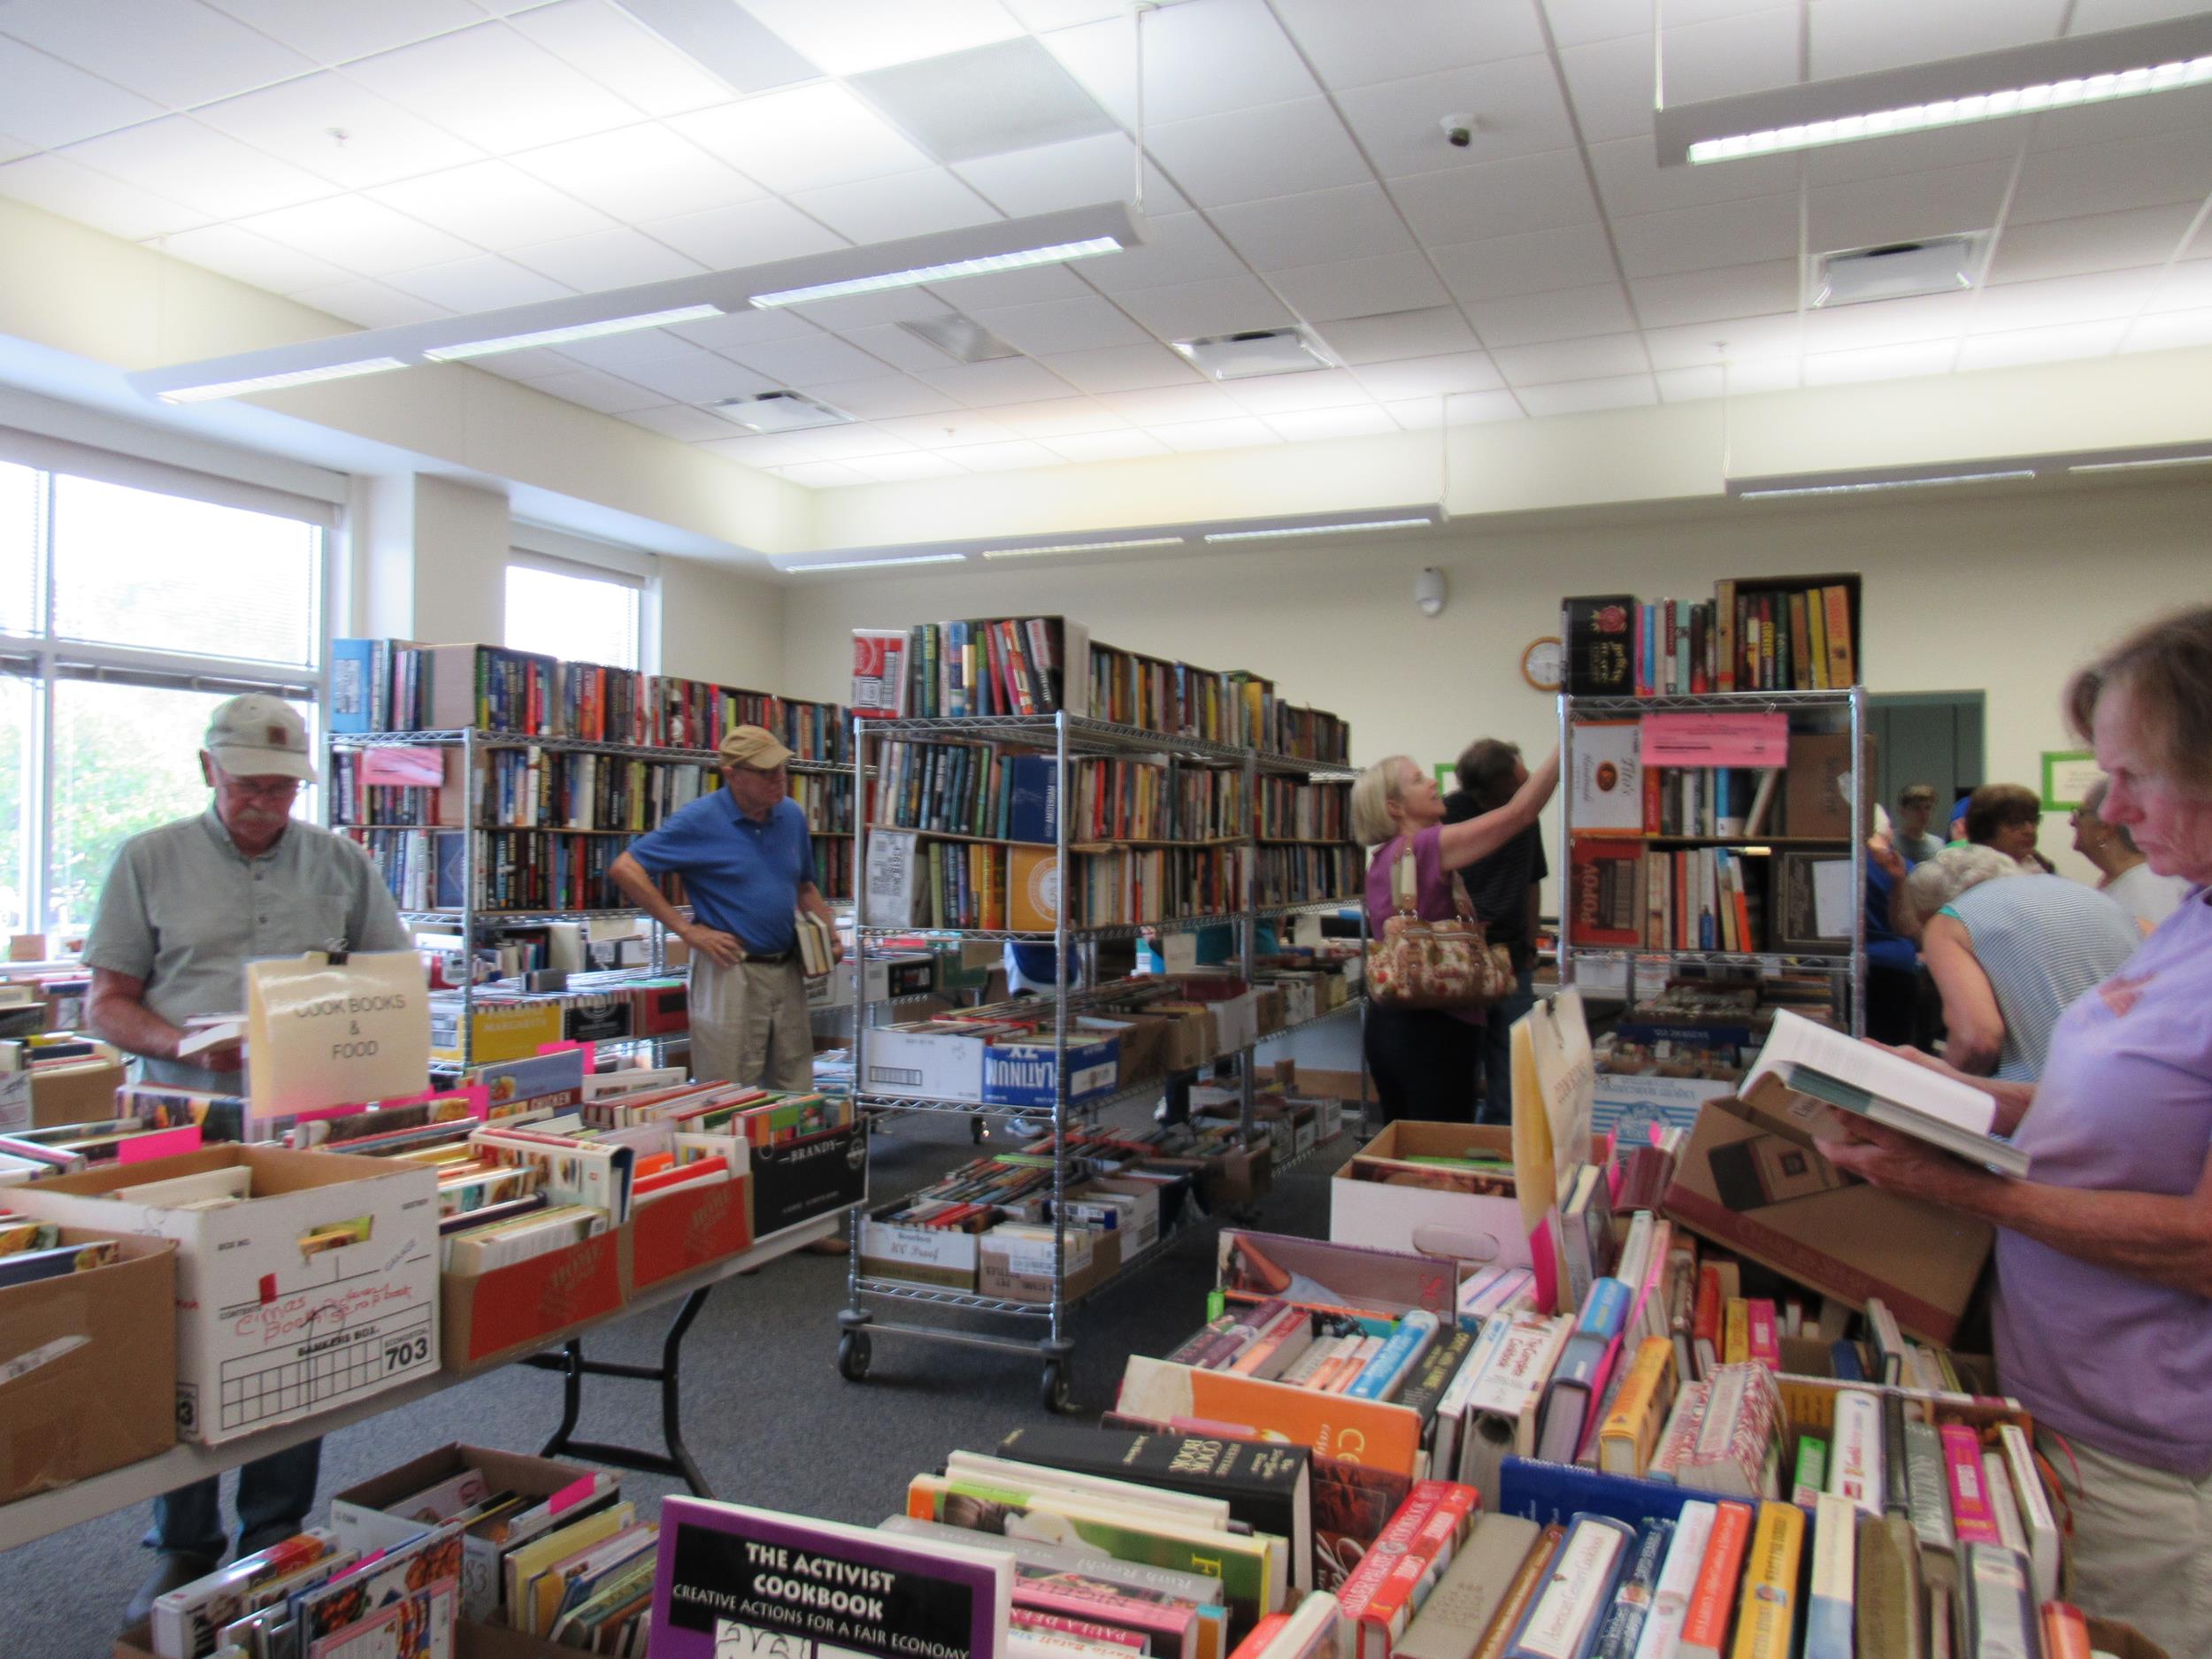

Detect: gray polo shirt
[83, 808, 410, 1088]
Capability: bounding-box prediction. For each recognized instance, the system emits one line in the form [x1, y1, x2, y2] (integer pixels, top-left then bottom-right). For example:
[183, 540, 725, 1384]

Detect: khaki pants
[689, 954, 813, 1091]
[2042, 1426, 2212, 1659]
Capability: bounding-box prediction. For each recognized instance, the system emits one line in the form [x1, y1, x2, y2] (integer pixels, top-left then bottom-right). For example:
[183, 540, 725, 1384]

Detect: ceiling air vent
[711, 391, 854, 434]
[1811, 234, 1986, 307]
[1173, 327, 1335, 380]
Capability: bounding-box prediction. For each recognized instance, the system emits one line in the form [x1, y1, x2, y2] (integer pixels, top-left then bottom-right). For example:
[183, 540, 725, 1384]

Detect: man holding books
[81, 694, 411, 1629]
[610, 722, 841, 1097]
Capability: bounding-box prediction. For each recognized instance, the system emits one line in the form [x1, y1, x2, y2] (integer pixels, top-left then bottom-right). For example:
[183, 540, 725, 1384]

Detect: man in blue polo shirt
[610, 725, 840, 1094]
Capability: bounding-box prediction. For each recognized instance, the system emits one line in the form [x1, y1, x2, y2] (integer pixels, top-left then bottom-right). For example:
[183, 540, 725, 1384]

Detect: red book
[1678, 1499, 1755, 1659]
[1692, 1266, 1722, 1376]
[1336, 1480, 1480, 1659]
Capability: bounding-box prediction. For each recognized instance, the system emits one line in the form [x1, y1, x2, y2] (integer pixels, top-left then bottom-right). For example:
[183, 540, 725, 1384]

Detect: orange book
[1116, 1354, 1425, 1478]
[2040, 1602, 2091, 1659]
[1823, 586, 1855, 686]
[1678, 1500, 1755, 1659]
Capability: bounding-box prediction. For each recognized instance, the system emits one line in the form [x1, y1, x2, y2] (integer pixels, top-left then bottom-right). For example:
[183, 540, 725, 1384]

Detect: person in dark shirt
[1442, 738, 1548, 1124]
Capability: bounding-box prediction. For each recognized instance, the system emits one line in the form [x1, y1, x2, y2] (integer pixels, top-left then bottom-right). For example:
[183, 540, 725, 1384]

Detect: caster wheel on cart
[971, 1117, 987, 1143]
[1040, 1362, 1071, 1414]
[838, 1330, 872, 1382]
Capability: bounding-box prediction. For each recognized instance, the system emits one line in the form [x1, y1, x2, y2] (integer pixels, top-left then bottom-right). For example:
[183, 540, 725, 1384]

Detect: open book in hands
[1741, 1010, 2027, 1178]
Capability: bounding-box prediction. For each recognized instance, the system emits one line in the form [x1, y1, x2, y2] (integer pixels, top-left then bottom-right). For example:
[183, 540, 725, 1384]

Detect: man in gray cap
[83, 692, 411, 1624]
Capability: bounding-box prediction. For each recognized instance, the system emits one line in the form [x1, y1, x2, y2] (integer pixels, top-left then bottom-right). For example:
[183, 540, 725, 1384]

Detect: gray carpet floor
[4, 1102, 1363, 1656]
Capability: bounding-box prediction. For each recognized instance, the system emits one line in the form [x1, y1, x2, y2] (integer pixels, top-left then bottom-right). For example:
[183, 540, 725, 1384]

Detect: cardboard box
[749, 1121, 867, 1240]
[563, 996, 632, 1044]
[442, 1225, 629, 1373]
[863, 1025, 985, 1099]
[1662, 1078, 1993, 1344]
[857, 1202, 983, 1290]
[1079, 1014, 1166, 1089]
[1217, 1229, 1463, 1326]
[11, 1146, 440, 1444]
[979, 1224, 1118, 1303]
[1074, 1175, 1163, 1254]
[630, 1173, 754, 1291]
[864, 1025, 1118, 1107]
[630, 980, 689, 1035]
[1331, 1121, 1531, 1269]
[0, 1227, 176, 1503]
[28, 1057, 126, 1127]
[984, 1033, 1118, 1108]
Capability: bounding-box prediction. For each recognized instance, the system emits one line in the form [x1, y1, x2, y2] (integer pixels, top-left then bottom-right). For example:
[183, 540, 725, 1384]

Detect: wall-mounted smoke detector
[711, 391, 854, 433]
[1811, 234, 1986, 307]
[1172, 327, 1335, 380]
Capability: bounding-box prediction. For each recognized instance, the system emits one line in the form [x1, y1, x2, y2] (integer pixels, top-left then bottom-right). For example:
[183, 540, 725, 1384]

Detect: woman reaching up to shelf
[1350, 746, 1559, 1124]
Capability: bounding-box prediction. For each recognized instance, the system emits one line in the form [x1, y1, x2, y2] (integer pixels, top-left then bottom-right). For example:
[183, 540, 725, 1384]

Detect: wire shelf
[1561, 688, 1862, 718]
[852, 1280, 1056, 1317]
[1563, 943, 1855, 969]
[330, 726, 860, 771]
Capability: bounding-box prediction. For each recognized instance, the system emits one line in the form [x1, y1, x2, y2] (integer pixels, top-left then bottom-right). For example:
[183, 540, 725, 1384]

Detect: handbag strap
[1448, 869, 1479, 924]
[1392, 833, 1480, 926]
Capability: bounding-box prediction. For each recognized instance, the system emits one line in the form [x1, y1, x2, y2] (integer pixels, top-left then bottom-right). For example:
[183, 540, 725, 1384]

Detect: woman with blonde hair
[1353, 746, 1558, 1122]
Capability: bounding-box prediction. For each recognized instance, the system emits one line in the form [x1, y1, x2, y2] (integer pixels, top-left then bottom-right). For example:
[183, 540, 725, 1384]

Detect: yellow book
[1598, 1335, 1678, 1476]
[1730, 1500, 1806, 1659]
[1804, 590, 1830, 690]
[1723, 1297, 1750, 1364]
[503, 1501, 636, 1631]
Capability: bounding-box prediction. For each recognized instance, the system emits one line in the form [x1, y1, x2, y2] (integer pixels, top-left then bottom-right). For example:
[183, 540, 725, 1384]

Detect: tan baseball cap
[204, 693, 316, 782]
[718, 724, 794, 770]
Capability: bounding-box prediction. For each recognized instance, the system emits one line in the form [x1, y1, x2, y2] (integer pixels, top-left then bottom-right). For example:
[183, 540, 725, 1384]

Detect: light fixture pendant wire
[1133, 3, 1151, 211]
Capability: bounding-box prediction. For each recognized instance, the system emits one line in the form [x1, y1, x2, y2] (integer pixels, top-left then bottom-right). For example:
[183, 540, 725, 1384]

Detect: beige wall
[780, 474, 2212, 895]
[657, 556, 787, 689]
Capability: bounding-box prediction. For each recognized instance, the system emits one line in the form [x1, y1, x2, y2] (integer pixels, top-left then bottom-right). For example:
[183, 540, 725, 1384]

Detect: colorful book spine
[1826, 1390, 1883, 1517]
[1348, 1311, 1441, 1402]
[1597, 1338, 1677, 1478]
[1721, 1300, 1747, 1366]
[1503, 1513, 1634, 1659]
[1675, 1501, 1753, 1659]
[1803, 1494, 1856, 1659]
[1996, 1424, 2058, 1606]
[1940, 1425, 2002, 1547]
[1791, 1436, 1827, 1509]
[1629, 1500, 1715, 1659]
[1741, 1302, 1778, 1371]
[1726, 1502, 1802, 1659]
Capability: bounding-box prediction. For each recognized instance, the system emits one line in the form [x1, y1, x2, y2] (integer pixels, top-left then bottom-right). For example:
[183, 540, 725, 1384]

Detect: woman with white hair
[1351, 747, 1558, 1121]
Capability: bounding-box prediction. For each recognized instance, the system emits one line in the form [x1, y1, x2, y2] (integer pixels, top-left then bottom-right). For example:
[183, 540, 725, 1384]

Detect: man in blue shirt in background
[611, 725, 840, 1096]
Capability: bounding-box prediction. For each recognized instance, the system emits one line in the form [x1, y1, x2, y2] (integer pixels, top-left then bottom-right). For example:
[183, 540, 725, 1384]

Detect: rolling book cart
[838, 709, 1365, 1411]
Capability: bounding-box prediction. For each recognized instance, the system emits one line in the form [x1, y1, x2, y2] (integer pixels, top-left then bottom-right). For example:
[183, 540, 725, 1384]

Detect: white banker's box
[9, 1145, 441, 1444]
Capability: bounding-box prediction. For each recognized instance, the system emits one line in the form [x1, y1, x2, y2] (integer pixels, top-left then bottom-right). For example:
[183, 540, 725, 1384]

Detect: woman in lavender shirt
[1822, 604, 2212, 1656]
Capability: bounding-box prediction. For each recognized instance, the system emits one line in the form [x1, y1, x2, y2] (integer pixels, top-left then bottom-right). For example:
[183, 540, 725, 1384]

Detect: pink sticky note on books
[119, 1125, 203, 1164]
[1640, 710, 1789, 768]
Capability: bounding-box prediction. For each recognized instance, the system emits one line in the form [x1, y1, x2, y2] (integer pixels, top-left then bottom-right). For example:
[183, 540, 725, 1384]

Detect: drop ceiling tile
[1654, 364, 1727, 402]
[1221, 368, 1373, 414]
[1967, 268, 2162, 331]
[1465, 280, 1635, 347]
[289, 275, 450, 325]
[736, 0, 1022, 77]
[873, 411, 1021, 447]
[2, 0, 312, 107]
[641, 197, 849, 268]
[383, 252, 574, 309]
[554, 327, 711, 373]
[1809, 0, 2062, 81]
[1096, 381, 1245, 425]
[2071, 0, 2212, 27]
[1986, 205, 2200, 286]
[952, 133, 1187, 218]
[772, 461, 873, 488]
[913, 357, 1081, 406]
[1142, 99, 1371, 210]
[1653, 357, 1795, 399]
[736, 334, 898, 386]
[1153, 417, 1283, 452]
[1800, 124, 2026, 187]
[1543, 0, 1653, 50]
[1213, 184, 1417, 271]
[1432, 224, 1616, 303]
[1340, 58, 1577, 177]
[1080, 212, 1246, 294]
[1264, 403, 1397, 442]
[1111, 275, 1296, 339]
[63, 119, 338, 219]
[508, 227, 705, 289]
[0, 134, 38, 166]
[510, 125, 763, 222]
[1613, 193, 1800, 279]
[1640, 311, 1801, 369]
[2, 156, 210, 242]
[1806, 159, 2013, 253]
[196, 74, 485, 189]
[848, 449, 970, 481]
[200, 0, 481, 64]
[785, 169, 1001, 243]
[671, 85, 933, 193]
[800, 374, 962, 419]
[1389, 150, 1599, 243]
[1797, 291, 1973, 354]
[1556, 33, 1656, 143]
[1002, 0, 1126, 28]
[345, 22, 641, 152]
[1268, 252, 1452, 323]
[616, 346, 780, 403]
[1038, 0, 1319, 128]
[967, 295, 1150, 355]
[922, 264, 1100, 309]
[1315, 307, 1479, 365]
[1516, 373, 1657, 414]
[619, 403, 751, 441]
[2009, 129, 2212, 225]
[1959, 319, 2131, 371]
[1587, 137, 1801, 219]
[944, 438, 1065, 471]
[507, 0, 733, 115]
[2032, 82, 2212, 154]
[372, 159, 616, 248]
[1628, 259, 1799, 326]
[1043, 428, 1173, 461]
[1271, 0, 1546, 90]
[461, 346, 577, 379]
[2121, 306, 2212, 354]
[668, 306, 823, 351]
[1709, 357, 1801, 394]
[518, 365, 668, 412]
[156, 222, 352, 293]
[698, 433, 813, 467]
[2147, 260, 2212, 311]
[0, 36, 165, 149]
[1041, 342, 1207, 393]
[1386, 389, 1523, 426]
[1654, 5, 1801, 103]
[838, 322, 960, 373]
[1349, 351, 1506, 399]
[1492, 332, 1649, 383]
[1805, 341, 1964, 387]
[981, 397, 1128, 437]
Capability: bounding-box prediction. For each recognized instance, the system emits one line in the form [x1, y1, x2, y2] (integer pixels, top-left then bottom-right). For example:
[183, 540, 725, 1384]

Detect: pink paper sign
[537, 1040, 597, 1072]
[357, 746, 446, 787]
[118, 1124, 203, 1163]
[1640, 710, 1789, 769]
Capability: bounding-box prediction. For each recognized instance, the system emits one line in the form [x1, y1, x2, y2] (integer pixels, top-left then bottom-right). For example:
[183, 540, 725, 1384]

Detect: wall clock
[1521, 636, 1563, 693]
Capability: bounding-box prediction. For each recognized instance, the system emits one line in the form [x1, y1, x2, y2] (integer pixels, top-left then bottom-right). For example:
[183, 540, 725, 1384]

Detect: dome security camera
[1415, 566, 1447, 618]
[1440, 112, 1477, 149]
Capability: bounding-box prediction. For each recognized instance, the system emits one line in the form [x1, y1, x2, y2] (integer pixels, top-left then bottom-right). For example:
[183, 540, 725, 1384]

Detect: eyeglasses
[219, 772, 303, 802]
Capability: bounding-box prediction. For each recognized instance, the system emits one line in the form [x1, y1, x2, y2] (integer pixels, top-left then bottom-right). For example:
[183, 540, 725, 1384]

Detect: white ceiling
[4, 0, 2211, 489]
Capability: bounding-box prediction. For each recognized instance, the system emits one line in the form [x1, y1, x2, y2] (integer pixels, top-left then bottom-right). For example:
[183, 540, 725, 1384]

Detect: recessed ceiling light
[1812, 235, 1984, 307]
[1202, 517, 1432, 542]
[1173, 328, 1335, 380]
[712, 391, 855, 434]
[779, 553, 970, 572]
[901, 314, 1020, 364]
[979, 536, 1185, 559]
[423, 304, 726, 361]
[155, 357, 410, 403]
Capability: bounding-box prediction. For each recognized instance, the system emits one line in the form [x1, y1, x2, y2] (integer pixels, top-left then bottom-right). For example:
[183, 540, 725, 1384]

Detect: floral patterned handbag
[1367, 837, 1517, 1011]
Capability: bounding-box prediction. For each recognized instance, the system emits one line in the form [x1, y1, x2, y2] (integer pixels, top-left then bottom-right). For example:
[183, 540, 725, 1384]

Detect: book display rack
[841, 706, 1365, 1411]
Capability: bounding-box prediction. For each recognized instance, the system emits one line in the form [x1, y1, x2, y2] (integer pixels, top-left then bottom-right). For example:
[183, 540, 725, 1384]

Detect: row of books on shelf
[332, 637, 855, 760]
[1570, 841, 1778, 956]
[1563, 579, 1862, 698]
[1568, 723, 1865, 844]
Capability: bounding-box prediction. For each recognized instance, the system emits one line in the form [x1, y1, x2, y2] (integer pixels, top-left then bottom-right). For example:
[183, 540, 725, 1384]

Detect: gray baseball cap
[204, 694, 316, 782]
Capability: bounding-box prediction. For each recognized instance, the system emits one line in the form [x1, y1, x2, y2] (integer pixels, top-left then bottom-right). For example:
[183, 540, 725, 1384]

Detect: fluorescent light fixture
[2070, 453, 2212, 473]
[780, 553, 970, 573]
[155, 357, 410, 403]
[979, 536, 1186, 559]
[1658, 17, 2212, 167]
[424, 304, 724, 361]
[1734, 470, 2035, 500]
[751, 236, 1124, 308]
[1202, 518, 1432, 542]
